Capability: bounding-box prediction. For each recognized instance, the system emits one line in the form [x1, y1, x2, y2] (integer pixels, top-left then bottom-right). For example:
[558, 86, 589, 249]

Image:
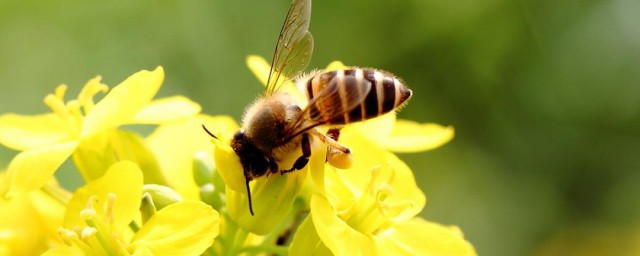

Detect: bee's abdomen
[306, 68, 412, 124]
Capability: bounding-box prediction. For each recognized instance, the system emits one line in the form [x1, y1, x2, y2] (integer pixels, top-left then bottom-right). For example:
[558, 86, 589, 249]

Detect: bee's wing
[265, 0, 314, 95]
[282, 75, 373, 143]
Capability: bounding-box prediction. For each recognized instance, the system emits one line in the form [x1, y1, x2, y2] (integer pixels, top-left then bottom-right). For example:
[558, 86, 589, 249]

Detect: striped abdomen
[305, 68, 412, 125]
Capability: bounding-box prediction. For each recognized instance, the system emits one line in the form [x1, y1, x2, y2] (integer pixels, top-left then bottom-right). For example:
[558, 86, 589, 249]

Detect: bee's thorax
[241, 93, 301, 154]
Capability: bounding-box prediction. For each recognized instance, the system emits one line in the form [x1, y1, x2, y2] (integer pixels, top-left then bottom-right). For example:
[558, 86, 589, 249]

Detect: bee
[203, 0, 412, 215]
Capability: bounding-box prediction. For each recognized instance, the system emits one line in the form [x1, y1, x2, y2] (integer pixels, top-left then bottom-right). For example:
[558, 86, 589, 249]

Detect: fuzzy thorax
[241, 92, 305, 164]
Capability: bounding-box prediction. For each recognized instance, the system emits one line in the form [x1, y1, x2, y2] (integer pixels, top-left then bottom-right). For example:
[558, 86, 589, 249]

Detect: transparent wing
[281, 75, 373, 143]
[265, 0, 314, 95]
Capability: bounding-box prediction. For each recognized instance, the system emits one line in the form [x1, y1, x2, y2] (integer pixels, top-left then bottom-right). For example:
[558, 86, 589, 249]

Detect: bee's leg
[310, 129, 352, 169]
[281, 133, 311, 174]
[327, 128, 341, 141]
[325, 128, 342, 162]
[310, 129, 350, 154]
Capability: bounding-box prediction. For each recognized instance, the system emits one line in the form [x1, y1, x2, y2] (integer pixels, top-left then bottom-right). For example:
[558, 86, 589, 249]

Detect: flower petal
[311, 195, 378, 255]
[147, 115, 238, 199]
[377, 218, 477, 256]
[309, 144, 327, 196]
[209, 121, 245, 194]
[329, 130, 386, 193]
[71, 131, 114, 181]
[81, 67, 164, 138]
[226, 168, 307, 235]
[129, 201, 219, 256]
[328, 131, 425, 220]
[323, 167, 357, 212]
[0, 192, 64, 255]
[0, 113, 73, 151]
[1, 141, 77, 197]
[73, 130, 165, 185]
[28, 180, 68, 240]
[289, 215, 334, 256]
[41, 244, 84, 256]
[213, 141, 246, 194]
[246, 55, 271, 86]
[381, 153, 426, 221]
[131, 96, 201, 124]
[382, 120, 454, 153]
[63, 161, 143, 232]
[343, 113, 396, 144]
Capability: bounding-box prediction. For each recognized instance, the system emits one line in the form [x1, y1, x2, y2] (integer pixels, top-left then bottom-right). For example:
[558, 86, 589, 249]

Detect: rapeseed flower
[146, 114, 238, 200]
[289, 130, 476, 255]
[0, 59, 475, 255]
[0, 172, 67, 255]
[44, 161, 220, 255]
[0, 67, 200, 197]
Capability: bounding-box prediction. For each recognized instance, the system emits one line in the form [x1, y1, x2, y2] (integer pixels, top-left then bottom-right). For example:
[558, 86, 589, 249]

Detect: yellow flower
[0, 172, 67, 255]
[45, 161, 220, 256]
[146, 114, 238, 200]
[0, 67, 200, 197]
[289, 134, 476, 255]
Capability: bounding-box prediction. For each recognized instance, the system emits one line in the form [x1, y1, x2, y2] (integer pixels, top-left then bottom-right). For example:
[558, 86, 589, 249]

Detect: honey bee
[204, 0, 412, 215]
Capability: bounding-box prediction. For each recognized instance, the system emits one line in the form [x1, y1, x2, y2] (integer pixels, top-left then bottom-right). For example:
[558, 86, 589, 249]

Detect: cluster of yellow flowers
[0, 56, 476, 255]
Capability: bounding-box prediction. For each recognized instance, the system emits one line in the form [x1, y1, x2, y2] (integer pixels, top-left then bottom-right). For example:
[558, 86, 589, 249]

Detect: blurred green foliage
[1, 0, 639, 255]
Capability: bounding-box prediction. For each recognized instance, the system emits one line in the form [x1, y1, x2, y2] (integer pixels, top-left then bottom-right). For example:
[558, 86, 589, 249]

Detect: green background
[1, 0, 639, 255]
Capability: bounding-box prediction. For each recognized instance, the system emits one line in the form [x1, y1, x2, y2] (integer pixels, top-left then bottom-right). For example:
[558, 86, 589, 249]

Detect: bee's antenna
[246, 178, 255, 216]
[202, 124, 218, 139]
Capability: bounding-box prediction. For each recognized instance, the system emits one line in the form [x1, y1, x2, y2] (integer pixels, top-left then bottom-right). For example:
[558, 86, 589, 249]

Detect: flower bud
[142, 184, 182, 210]
[192, 151, 214, 187]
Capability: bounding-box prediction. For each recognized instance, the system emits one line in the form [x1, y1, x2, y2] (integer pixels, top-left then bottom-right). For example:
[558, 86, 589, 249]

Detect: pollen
[327, 148, 353, 169]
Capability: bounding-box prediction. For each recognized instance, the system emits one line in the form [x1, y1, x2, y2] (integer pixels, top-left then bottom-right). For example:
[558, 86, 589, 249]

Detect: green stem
[228, 228, 249, 256]
[201, 246, 219, 256]
[215, 213, 240, 256]
[85, 218, 119, 256]
[261, 198, 305, 246]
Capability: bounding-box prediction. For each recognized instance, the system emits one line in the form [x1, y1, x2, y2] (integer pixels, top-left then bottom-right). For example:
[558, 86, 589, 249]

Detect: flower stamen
[77, 76, 108, 114]
[44, 91, 72, 123]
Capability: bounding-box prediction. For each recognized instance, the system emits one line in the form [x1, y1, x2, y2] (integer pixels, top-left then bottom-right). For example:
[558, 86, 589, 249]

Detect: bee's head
[231, 129, 271, 217]
[231, 129, 270, 178]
